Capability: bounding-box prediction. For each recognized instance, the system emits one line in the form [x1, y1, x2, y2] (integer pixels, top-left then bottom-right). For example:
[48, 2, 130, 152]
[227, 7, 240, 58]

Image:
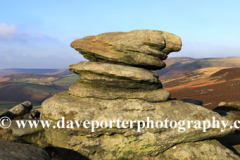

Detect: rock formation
[41, 30, 237, 159]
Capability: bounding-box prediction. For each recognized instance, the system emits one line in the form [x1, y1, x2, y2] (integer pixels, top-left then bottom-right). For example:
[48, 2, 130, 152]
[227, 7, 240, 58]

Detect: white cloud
[0, 23, 86, 69]
[0, 23, 58, 42]
[0, 23, 17, 38]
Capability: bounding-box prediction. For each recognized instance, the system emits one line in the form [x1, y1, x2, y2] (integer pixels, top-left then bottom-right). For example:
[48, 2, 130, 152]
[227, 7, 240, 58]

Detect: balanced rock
[41, 29, 235, 159]
[70, 30, 182, 70]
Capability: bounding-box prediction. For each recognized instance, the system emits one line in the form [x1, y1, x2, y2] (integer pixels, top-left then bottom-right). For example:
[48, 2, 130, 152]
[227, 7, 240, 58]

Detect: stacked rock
[41, 30, 235, 160]
[68, 30, 181, 102]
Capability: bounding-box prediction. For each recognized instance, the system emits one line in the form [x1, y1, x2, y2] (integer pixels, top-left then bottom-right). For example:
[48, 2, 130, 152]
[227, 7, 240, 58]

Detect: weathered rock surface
[218, 102, 227, 107]
[69, 61, 160, 83]
[69, 61, 162, 90]
[41, 91, 234, 159]
[9, 101, 32, 116]
[0, 139, 50, 160]
[70, 30, 182, 69]
[69, 81, 170, 102]
[163, 140, 240, 160]
[78, 77, 161, 90]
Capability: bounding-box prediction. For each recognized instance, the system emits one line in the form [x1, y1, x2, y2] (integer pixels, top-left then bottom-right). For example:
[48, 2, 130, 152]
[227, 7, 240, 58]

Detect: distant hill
[156, 57, 240, 80]
[163, 67, 228, 88]
[0, 83, 58, 103]
[163, 67, 240, 109]
[6, 74, 61, 80]
[0, 68, 73, 77]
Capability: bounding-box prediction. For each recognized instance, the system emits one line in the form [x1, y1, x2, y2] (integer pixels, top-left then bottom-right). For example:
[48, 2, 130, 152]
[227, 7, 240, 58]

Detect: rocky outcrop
[42, 92, 234, 159]
[0, 140, 50, 160]
[41, 30, 236, 159]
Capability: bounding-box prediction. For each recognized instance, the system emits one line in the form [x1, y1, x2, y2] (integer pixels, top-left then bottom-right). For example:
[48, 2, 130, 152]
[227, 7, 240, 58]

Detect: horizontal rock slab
[69, 81, 170, 102]
[69, 61, 159, 82]
[70, 30, 182, 69]
[41, 91, 234, 159]
[163, 140, 240, 160]
[0, 139, 50, 160]
[69, 61, 162, 90]
[78, 77, 162, 90]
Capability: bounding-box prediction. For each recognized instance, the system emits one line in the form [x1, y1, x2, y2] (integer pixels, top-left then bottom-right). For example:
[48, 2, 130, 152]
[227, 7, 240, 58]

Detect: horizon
[1, 0, 240, 69]
[1, 56, 240, 70]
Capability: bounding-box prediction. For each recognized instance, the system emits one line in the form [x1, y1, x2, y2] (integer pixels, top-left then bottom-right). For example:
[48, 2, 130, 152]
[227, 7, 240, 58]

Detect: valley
[0, 73, 79, 114]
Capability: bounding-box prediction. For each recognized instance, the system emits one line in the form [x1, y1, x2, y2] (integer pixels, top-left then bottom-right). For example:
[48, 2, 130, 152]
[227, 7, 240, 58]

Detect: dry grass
[0, 77, 10, 82]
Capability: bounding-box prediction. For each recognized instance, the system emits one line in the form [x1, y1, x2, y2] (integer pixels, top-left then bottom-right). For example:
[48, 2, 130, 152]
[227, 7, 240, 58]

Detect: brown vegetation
[164, 67, 240, 109]
[0, 77, 10, 82]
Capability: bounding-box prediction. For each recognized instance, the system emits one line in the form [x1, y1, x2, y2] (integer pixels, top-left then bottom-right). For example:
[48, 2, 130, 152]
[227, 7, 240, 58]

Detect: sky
[0, 0, 240, 69]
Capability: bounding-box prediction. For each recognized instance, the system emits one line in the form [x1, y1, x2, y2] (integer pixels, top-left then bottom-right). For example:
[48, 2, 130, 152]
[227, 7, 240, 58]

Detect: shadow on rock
[217, 130, 240, 156]
[45, 146, 90, 160]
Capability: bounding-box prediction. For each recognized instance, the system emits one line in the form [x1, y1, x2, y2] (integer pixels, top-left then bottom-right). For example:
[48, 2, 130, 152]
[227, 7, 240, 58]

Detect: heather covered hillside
[163, 67, 240, 109]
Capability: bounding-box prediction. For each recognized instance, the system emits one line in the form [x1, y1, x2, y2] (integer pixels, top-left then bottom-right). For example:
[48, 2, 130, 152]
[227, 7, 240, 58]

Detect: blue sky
[0, 0, 240, 69]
